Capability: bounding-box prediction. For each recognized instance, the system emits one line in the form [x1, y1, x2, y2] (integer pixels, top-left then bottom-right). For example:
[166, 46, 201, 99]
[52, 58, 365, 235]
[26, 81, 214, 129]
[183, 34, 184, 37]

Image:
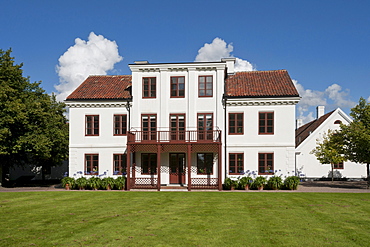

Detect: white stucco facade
[66, 59, 300, 189]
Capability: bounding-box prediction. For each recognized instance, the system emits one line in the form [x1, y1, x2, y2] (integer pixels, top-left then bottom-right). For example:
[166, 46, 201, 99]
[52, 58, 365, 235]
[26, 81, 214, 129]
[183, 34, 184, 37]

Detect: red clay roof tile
[66, 75, 132, 100]
[225, 70, 299, 97]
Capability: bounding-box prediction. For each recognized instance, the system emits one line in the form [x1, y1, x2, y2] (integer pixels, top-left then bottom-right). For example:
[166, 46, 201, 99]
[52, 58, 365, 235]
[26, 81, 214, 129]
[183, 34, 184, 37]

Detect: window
[142, 114, 157, 140]
[113, 154, 127, 175]
[334, 162, 344, 169]
[143, 77, 156, 98]
[198, 76, 213, 97]
[85, 154, 99, 175]
[197, 153, 213, 174]
[334, 120, 342, 124]
[114, 114, 127, 135]
[258, 153, 274, 175]
[171, 76, 185, 98]
[259, 112, 274, 134]
[229, 113, 243, 134]
[170, 114, 185, 140]
[142, 153, 157, 174]
[229, 153, 244, 175]
[85, 115, 99, 136]
[197, 113, 213, 140]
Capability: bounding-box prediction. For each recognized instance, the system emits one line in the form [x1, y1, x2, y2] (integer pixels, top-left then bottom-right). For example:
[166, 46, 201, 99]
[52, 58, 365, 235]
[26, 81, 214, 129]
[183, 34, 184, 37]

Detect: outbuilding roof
[66, 75, 132, 100]
[225, 70, 299, 98]
[295, 110, 335, 147]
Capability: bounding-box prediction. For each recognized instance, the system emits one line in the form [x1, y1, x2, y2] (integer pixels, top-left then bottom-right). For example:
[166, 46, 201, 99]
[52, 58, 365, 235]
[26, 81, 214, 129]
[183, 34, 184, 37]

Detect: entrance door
[169, 153, 185, 184]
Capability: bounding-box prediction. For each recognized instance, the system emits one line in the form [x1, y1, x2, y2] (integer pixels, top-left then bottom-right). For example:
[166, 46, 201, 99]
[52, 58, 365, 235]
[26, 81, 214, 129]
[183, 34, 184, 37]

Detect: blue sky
[1, 0, 369, 122]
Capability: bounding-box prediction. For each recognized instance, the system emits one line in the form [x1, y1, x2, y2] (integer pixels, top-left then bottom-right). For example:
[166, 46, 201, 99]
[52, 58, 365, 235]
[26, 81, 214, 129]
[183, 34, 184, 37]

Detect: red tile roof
[295, 110, 335, 147]
[225, 70, 299, 97]
[66, 75, 132, 100]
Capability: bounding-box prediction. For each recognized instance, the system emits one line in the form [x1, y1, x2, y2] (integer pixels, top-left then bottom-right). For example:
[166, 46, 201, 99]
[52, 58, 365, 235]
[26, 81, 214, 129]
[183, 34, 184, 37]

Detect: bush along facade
[61, 175, 126, 190]
[224, 171, 300, 190]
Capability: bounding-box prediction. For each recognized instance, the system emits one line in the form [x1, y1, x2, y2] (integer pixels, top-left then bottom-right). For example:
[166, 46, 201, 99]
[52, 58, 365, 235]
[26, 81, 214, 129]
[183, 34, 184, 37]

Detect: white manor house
[66, 58, 301, 190]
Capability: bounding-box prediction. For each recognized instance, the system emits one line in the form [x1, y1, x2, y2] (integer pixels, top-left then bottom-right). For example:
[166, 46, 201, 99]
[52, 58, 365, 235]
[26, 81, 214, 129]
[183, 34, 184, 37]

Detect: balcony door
[142, 114, 157, 140]
[170, 114, 185, 141]
[169, 153, 185, 184]
[197, 113, 213, 140]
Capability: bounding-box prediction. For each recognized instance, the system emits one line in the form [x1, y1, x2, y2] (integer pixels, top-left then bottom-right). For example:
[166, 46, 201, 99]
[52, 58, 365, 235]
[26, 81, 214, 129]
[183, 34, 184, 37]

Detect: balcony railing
[127, 130, 221, 144]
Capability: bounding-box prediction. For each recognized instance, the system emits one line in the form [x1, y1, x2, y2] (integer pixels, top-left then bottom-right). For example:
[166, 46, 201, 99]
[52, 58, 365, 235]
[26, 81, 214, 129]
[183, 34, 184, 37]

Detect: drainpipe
[223, 95, 227, 180]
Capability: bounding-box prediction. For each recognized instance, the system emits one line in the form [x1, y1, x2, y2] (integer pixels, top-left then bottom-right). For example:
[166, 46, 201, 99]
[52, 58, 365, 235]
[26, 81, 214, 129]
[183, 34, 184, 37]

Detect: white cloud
[54, 32, 123, 101]
[294, 80, 356, 123]
[367, 96, 370, 102]
[195, 37, 255, 71]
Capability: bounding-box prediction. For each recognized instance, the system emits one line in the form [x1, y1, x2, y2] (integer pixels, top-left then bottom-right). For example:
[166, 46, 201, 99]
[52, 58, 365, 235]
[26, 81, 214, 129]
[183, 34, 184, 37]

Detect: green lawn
[0, 192, 369, 246]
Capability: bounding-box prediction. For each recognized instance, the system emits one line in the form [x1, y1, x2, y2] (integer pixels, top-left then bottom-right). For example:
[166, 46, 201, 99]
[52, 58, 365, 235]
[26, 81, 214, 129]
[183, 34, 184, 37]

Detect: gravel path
[0, 181, 369, 193]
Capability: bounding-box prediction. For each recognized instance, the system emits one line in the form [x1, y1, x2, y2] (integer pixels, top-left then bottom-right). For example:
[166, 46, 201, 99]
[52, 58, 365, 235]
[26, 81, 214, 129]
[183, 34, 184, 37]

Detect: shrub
[284, 176, 300, 190]
[238, 176, 253, 189]
[88, 177, 101, 190]
[101, 177, 115, 190]
[75, 177, 88, 190]
[224, 178, 238, 190]
[61, 177, 75, 189]
[267, 176, 283, 190]
[252, 176, 267, 189]
[115, 176, 126, 190]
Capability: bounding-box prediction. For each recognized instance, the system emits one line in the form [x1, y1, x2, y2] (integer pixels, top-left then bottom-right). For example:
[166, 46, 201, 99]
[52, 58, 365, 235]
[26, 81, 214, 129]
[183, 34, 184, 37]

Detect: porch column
[157, 144, 161, 191]
[187, 144, 192, 191]
[126, 145, 131, 191]
[218, 143, 222, 191]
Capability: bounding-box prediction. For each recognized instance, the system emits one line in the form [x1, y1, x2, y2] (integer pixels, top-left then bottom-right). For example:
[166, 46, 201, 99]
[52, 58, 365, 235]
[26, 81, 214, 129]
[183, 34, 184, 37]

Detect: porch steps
[160, 185, 188, 191]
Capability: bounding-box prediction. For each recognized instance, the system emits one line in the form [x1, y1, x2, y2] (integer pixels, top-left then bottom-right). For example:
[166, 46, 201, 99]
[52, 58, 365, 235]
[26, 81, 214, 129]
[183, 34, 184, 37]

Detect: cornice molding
[226, 98, 300, 106]
[66, 102, 128, 108]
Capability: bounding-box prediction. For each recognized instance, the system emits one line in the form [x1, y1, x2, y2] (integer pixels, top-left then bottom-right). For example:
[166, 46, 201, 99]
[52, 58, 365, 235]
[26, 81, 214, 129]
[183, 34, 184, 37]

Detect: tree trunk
[331, 163, 334, 182]
[367, 163, 369, 189]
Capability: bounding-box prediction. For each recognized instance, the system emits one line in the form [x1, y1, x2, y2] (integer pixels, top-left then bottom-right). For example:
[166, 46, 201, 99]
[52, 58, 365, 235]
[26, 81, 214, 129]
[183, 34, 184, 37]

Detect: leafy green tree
[311, 130, 347, 181]
[341, 97, 370, 188]
[0, 48, 68, 183]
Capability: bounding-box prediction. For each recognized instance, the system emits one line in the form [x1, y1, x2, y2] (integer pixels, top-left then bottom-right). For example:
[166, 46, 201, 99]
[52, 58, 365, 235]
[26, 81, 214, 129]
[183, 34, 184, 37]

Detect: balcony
[127, 129, 221, 144]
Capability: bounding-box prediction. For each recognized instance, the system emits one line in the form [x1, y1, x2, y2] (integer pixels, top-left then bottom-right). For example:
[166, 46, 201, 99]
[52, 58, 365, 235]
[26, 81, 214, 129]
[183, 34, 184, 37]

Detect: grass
[0, 192, 369, 246]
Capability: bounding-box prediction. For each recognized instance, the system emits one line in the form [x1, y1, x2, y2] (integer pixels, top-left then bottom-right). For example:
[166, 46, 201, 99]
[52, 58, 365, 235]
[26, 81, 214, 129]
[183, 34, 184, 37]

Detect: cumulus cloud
[55, 32, 123, 101]
[195, 37, 255, 71]
[294, 80, 356, 123]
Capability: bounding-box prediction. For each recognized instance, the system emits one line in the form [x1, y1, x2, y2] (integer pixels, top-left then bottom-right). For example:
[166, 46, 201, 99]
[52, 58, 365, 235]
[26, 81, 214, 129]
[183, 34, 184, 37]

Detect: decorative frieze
[66, 103, 128, 108]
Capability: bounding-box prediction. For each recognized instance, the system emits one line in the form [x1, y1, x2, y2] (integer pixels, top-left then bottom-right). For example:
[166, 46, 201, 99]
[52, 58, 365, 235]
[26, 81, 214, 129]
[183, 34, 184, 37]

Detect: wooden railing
[127, 130, 221, 144]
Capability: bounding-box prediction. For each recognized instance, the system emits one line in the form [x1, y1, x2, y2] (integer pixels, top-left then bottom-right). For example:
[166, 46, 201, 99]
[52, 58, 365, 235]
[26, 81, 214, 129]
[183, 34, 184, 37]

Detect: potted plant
[115, 176, 126, 190]
[88, 177, 101, 190]
[238, 176, 253, 190]
[61, 177, 75, 190]
[267, 176, 283, 190]
[284, 176, 300, 190]
[224, 177, 238, 190]
[252, 176, 267, 190]
[101, 177, 115, 190]
[75, 177, 88, 190]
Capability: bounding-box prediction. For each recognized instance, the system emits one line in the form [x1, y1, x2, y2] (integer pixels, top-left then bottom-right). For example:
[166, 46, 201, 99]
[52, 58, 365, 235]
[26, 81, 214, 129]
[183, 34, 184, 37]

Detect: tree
[0, 48, 68, 183]
[311, 130, 346, 182]
[340, 97, 370, 188]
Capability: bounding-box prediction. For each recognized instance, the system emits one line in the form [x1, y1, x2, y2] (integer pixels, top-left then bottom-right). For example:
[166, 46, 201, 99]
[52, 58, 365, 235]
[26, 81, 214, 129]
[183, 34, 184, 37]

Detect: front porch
[126, 130, 222, 191]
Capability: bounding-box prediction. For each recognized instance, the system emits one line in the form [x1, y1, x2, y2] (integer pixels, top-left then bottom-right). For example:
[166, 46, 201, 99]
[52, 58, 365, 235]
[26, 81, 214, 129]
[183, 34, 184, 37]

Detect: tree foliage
[341, 97, 370, 187]
[0, 48, 68, 174]
[341, 97, 370, 164]
[311, 129, 346, 181]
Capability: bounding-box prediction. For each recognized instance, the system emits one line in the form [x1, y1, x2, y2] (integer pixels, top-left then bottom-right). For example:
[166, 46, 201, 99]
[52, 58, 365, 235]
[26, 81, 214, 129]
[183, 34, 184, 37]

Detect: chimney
[296, 119, 303, 129]
[317, 106, 325, 119]
[221, 58, 236, 74]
